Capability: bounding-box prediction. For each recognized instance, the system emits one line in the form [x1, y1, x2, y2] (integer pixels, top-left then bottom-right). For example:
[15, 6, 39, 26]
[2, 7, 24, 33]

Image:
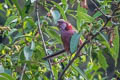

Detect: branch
[19, 63, 26, 80]
[90, 0, 108, 18]
[58, 40, 88, 80]
[58, 0, 120, 79]
[0, 55, 5, 59]
[19, 19, 28, 80]
[36, 1, 55, 80]
[43, 49, 65, 60]
[58, 18, 111, 80]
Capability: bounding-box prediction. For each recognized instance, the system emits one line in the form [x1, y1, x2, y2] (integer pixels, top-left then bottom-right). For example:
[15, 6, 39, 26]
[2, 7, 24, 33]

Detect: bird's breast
[61, 30, 76, 52]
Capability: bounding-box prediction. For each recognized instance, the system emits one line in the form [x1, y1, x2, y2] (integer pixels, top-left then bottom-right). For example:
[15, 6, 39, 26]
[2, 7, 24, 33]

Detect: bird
[43, 19, 82, 60]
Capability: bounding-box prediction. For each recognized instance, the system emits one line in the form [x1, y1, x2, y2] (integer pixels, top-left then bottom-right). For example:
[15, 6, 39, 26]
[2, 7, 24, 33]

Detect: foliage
[0, 0, 120, 80]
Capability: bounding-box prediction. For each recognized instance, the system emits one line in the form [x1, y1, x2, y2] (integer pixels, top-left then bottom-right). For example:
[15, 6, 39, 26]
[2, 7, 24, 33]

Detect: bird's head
[57, 19, 73, 30]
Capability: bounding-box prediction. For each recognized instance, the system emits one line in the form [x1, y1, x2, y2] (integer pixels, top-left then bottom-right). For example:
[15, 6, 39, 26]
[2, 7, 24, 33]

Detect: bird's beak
[57, 19, 64, 26]
[57, 20, 61, 23]
[57, 20, 61, 27]
[57, 19, 66, 30]
[57, 19, 65, 23]
[57, 20, 61, 25]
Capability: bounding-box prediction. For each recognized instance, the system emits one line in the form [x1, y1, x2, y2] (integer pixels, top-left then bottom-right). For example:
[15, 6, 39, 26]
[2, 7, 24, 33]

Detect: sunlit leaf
[5, 16, 17, 26]
[0, 76, 8, 80]
[61, 0, 68, 13]
[13, 34, 33, 43]
[24, 17, 36, 27]
[0, 73, 16, 80]
[52, 66, 58, 80]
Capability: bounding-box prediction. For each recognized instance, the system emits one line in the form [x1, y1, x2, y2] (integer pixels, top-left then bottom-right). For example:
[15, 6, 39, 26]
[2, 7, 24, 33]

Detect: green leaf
[100, 27, 119, 66]
[0, 44, 4, 51]
[97, 51, 108, 70]
[0, 73, 16, 80]
[45, 28, 62, 43]
[5, 16, 18, 26]
[78, 12, 94, 23]
[24, 46, 33, 60]
[61, 0, 67, 6]
[0, 65, 4, 73]
[5, 0, 13, 8]
[76, 4, 94, 30]
[93, 11, 102, 19]
[52, 1, 67, 20]
[72, 65, 88, 80]
[0, 4, 3, 11]
[99, 32, 110, 48]
[0, 76, 8, 80]
[111, 27, 119, 66]
[88, 45, 92, 61]
[52, 66, 58, 80]
[99, 32, 109, 43]
[24, 17, 36, 27]
[12, 0, 25, 19]
[70, 32, 81, 53]
[61, 0, 68, 13]
[8, 28, 17, 36]
[31, 41, 35, 50]
[77, 3, 81, 30]
[51, 10, 60, 23]
[13, 35, 33, 43]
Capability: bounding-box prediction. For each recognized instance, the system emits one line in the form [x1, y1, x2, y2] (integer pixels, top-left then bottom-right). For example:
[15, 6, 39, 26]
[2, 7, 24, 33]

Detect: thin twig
[19, 63, 26, 80]
[36, 1, 55, 80]
[0, 55, 5, 58]
[19, 23, 28, 80]
[90, 0, 107, 18]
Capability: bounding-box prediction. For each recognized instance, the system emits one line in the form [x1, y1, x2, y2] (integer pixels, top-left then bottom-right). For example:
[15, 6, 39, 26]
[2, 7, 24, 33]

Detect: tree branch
[58, 19, 110, 80]
[58, 1, 120, 79]
[36, 1, 55, 80]
[19, 63, 26, 80]
[43, 49, 65, 60]
[19, 20, 28, 80]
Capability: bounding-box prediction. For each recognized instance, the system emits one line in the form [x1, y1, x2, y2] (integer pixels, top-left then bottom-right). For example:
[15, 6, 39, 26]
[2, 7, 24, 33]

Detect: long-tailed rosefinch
[43, 19, 82, 60]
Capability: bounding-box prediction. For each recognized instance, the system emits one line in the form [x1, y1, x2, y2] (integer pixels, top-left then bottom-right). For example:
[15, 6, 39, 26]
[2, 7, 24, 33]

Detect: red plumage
[43, 19, 82, 60]
[61, 29, 75, 52]
[57, 19, 82, 53]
